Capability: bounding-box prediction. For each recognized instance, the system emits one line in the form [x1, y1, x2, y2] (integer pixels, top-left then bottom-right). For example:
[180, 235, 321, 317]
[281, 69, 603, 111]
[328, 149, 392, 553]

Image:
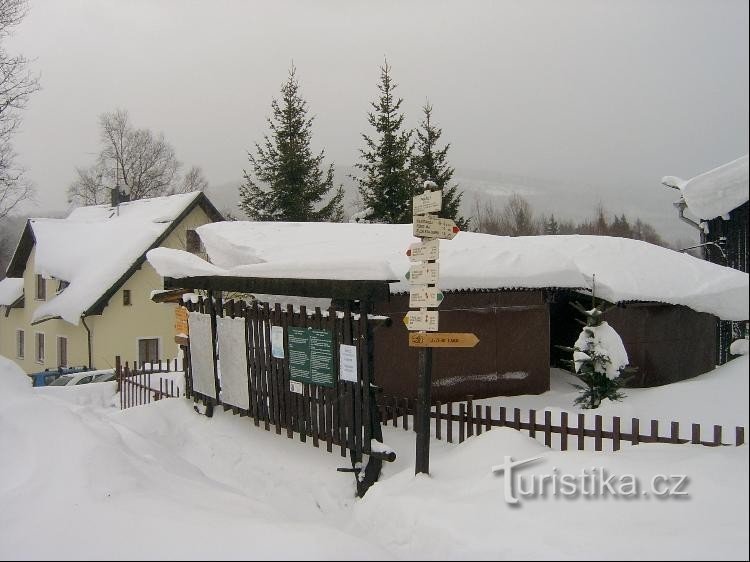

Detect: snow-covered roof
[147, 221, 749, 321]
[662, 155, 749, 220]
[17, 192, 208, 325]
[0, 277, 23, 306]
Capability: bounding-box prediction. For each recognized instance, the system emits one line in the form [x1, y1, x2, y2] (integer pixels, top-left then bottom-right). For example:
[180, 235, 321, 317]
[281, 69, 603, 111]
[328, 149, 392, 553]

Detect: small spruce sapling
[558, 297, 635, 409]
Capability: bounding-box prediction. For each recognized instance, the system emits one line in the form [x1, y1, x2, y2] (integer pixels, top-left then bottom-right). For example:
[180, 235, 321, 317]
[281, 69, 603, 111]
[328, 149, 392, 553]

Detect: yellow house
[0, 191, 222, 373]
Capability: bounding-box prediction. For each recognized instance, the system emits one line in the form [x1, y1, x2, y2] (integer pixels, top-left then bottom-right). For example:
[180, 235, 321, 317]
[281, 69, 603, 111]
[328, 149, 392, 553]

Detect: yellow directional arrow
[408, 332, 480, 348]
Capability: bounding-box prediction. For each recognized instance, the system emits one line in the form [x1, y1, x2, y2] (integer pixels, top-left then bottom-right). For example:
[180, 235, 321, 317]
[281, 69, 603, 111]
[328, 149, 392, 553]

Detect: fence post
[577, 413, 585, 450]
[115, 356, 122, 410]
[435, 401, 442, 441]
[613, 416, 621, 451]
[529, 409, 536, 439]
[671, 421, 680, 444]
[560, 412, 569, 451]
[458, 403, 465, 443]
[466, 395, 474, 438]
[447, 402, 453, 444]
[594, 416, 602, 451]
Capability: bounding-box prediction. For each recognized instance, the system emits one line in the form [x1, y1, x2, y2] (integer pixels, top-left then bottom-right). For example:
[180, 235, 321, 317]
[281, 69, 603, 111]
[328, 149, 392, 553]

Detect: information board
[287, 327, 335, 387]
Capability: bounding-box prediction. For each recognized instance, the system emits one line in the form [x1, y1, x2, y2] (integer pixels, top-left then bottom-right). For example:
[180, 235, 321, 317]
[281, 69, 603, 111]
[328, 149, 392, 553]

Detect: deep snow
[0, 354, 747, 560]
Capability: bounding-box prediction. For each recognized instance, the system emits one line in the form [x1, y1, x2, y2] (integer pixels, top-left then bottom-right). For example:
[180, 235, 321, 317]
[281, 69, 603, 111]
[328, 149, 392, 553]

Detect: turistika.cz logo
[491, 455, 689, 505]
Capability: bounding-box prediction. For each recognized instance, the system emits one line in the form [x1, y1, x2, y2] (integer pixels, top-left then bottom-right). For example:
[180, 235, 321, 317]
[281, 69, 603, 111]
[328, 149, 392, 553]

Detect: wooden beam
[164, 276, 395, 302]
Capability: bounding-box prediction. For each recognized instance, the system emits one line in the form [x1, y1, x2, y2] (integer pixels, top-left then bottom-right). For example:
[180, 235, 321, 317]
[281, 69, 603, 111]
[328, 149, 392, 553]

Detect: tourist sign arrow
[408, 332, 480, 348]
[413, 215, 460, 240]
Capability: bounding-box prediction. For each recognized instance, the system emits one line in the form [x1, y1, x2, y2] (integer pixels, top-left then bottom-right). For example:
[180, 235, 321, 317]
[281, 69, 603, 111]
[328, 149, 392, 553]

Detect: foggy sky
[6, 0, 749, 243]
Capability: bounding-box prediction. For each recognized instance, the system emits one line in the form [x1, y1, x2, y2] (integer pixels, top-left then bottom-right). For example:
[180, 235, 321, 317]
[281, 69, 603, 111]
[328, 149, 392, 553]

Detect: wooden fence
[378, 394, 746, 451]
[183, 295, 393, 495]
[116, 357, 182, 410]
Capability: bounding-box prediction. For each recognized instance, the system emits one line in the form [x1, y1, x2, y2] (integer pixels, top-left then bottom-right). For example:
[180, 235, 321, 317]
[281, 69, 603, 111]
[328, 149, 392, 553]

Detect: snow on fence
[378, 395, 746, 451]
[115, 357, 183, 410]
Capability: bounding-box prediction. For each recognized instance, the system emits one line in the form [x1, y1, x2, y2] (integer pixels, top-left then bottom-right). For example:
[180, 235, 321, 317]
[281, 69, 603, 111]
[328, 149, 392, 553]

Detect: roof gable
[5, 191, 222, 325]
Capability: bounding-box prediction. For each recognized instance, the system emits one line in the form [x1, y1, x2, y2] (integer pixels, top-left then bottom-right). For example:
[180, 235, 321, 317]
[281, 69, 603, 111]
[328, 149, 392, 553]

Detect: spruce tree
[557, 296, 635, 409]
[240, 66, 344, 222]
[352, 60, 414, 223]
[544, 213, 560, 235]
[411, 102, 467, 229]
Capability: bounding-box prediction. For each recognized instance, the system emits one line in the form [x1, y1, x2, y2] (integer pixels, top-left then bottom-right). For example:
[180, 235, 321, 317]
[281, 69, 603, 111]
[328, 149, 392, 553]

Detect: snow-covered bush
[559, 300, 634, 409]
[729, 337, 749, 357]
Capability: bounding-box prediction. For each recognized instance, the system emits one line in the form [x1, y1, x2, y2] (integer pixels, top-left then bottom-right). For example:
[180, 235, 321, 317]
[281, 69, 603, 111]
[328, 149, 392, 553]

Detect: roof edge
[5, 221, 35, 278]
[83, 192, 224, 316]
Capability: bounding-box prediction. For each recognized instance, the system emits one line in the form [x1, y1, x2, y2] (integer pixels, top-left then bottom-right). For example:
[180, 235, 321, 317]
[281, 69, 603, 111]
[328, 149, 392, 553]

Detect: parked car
[48, 372, 97, 386]
[92, 372, 116, 383]
[28, 366, 89, 387]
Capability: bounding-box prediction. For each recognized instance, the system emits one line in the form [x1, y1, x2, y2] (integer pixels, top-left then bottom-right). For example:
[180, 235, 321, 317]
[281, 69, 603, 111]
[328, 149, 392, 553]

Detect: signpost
[403, 310, 440, 332]
[406, 180, 468, 476]
[408, 332, 479, 348]
[407, 239, 440, 262]
[408, 286, 444, 308]
[413, 215, 460, 240]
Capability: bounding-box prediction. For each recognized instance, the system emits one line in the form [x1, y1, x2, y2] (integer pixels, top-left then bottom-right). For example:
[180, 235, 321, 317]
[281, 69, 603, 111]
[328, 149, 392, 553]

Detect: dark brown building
[372, 288, 718, 401]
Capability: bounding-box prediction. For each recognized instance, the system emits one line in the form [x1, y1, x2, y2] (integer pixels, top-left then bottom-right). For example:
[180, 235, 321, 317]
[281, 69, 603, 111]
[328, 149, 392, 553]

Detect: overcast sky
[6, 0, 749, 242]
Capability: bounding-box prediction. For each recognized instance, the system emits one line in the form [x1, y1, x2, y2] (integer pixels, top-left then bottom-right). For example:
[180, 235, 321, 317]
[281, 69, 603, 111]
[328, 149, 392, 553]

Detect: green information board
[288, 327, 334, 388]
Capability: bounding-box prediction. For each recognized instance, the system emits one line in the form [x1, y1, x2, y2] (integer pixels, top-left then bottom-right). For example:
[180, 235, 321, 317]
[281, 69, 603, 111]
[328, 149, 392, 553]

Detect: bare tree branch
[0, 0, 39, 221]
[68, 108, 197, 205]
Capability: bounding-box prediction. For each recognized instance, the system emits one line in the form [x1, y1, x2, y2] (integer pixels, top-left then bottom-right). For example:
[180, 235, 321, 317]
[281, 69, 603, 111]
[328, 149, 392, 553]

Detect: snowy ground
[473, 361, 749, 437]
[1, 354, 747, 560]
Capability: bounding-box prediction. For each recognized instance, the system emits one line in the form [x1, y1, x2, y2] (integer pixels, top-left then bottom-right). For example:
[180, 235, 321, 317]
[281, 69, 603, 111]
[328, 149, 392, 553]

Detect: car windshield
[49, 375, 73, 386]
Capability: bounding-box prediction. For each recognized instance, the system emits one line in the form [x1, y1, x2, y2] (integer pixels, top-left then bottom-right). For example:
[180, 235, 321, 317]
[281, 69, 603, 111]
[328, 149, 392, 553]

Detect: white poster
[216, 316, 250, 410]
[188, 312, 216, 398]
[271, 325, 285, 359]
[339, 344, 358, 383]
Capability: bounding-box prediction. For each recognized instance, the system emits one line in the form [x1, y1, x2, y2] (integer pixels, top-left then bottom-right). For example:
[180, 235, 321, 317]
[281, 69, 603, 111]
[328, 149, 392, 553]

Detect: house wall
[0, 246, 90, 373]
[0, 204, 212, 373]
[372, 290, 550, 401]
[702, 201, 748, 364]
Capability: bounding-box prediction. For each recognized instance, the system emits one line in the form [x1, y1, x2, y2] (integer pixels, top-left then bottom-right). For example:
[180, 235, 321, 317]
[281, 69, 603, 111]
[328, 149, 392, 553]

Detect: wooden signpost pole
[415, 343, 433, 475]
[409, 181, 459, 475]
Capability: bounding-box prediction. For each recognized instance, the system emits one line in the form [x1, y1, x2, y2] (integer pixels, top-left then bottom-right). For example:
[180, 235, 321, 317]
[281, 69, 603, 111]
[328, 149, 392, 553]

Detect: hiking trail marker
[406, 180, 476, 477]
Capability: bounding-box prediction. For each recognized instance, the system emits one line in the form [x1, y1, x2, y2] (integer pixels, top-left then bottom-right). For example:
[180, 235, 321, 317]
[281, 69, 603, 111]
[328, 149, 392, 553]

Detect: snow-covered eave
[0, 277, 25, 307]
[663, 155, 749, 220]
[163, 273, 398, 302]
[29, 314, 64, 326]
[389, 285, 586, 295]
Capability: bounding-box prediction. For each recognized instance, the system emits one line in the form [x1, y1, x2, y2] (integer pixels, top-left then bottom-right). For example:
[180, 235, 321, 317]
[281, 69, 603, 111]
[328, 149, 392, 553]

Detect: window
[16, 330, 24, 359]
[186, 229, 201, 254]
[36, 275, 46, 301]
[57, 280, 69, 294]
[75, 375, 93, 385]
[123, 289, 131, 306]
[138, 338, 159, 366]
[57, 336, 68, 368]
[35, 333, 45, 363]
